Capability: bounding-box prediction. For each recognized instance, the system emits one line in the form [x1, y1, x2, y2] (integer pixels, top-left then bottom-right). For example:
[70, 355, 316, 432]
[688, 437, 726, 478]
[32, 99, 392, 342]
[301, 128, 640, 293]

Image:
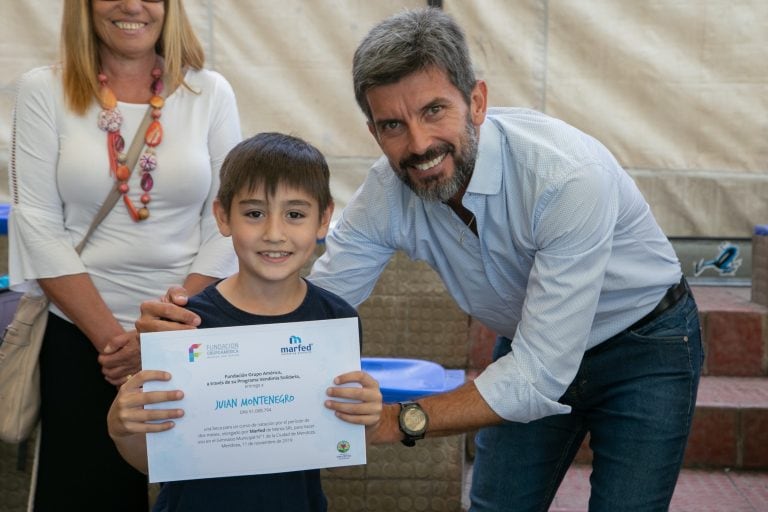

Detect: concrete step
[468, 286, 768, 380]
[693, 285, 768, 378]
[461, 463, 768, 511]
[573, 376, 768, 470]
[549, 464, 768, 512]
[468, 287, 768, 471]
[685, 376, 768, 470]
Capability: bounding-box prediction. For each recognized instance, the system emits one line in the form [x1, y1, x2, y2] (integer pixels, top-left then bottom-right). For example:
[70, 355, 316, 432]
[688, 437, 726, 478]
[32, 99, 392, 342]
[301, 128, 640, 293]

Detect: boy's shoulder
[184, 280, 357, 328]
[185, 283, 229, 327]
[305, 280, 358, 319]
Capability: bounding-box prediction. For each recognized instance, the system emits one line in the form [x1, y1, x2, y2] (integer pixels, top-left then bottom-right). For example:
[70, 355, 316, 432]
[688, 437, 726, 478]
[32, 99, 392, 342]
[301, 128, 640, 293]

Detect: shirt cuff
[473, 357, 572, 423]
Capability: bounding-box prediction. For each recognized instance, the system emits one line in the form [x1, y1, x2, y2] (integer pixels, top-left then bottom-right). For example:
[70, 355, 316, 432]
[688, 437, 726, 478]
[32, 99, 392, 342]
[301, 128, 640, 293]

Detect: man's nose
[407, 123, 433, 156]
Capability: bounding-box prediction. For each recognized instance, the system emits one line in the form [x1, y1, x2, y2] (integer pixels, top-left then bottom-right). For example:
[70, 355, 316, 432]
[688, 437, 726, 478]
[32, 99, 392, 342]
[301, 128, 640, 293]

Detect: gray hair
[352, 7, 476, 122]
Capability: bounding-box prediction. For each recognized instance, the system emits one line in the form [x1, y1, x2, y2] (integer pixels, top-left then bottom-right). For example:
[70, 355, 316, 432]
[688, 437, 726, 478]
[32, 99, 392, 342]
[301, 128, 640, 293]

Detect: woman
[8, 1, 241, 510]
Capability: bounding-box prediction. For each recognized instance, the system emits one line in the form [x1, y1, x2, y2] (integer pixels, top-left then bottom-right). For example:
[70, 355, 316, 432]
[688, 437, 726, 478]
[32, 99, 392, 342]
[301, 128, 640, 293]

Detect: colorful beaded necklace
[97, 65, 164, 222]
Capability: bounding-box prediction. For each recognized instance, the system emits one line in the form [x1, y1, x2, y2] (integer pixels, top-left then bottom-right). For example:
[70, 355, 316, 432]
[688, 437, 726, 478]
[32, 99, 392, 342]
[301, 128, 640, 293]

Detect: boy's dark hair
[217, 132, 332, 215]
[352, 7, 476, 122]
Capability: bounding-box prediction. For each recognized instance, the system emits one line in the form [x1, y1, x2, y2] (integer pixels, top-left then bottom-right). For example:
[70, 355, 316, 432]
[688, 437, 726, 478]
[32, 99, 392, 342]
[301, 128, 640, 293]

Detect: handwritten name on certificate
[140, 317, 365, 483]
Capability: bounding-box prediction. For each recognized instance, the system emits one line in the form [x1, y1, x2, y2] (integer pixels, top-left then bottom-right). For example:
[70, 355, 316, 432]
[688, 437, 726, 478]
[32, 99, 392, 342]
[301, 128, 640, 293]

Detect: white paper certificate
[140, 317, 365, 483]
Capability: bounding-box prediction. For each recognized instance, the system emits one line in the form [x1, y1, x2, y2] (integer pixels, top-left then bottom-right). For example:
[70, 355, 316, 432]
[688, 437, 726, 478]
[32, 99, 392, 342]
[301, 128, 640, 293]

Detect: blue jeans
[470, 293, 703, 512]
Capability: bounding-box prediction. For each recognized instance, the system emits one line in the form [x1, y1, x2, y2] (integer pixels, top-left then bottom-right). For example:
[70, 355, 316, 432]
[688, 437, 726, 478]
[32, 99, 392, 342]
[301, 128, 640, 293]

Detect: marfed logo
[188, 343, 202, 362]
[281, 335, 313, 355]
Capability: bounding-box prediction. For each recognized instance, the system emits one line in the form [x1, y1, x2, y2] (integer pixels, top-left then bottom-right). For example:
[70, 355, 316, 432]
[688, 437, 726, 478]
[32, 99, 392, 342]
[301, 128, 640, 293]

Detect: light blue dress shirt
[309, 108, 681, 422]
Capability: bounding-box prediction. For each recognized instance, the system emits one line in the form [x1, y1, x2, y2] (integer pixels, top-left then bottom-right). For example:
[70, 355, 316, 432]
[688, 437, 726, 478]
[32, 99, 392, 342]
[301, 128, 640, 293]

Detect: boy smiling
[108, 133, 381, 512]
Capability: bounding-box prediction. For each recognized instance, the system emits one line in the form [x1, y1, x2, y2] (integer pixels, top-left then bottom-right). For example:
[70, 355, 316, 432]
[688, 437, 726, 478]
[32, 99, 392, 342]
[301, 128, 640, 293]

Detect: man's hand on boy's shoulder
[136, 286, 201, 333]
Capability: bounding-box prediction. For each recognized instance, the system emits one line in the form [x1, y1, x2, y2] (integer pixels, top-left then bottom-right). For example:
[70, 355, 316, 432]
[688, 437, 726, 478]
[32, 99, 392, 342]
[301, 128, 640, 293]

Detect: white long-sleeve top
[9, 66, 241, 328]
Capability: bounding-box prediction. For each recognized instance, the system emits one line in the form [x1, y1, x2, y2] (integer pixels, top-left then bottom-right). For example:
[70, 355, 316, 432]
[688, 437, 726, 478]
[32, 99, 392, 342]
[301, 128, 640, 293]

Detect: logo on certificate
[187, 342, 241, 362]
[336, 440, 350, 453]
[281, 335, 314, 355]
[188, 343, 202, 362]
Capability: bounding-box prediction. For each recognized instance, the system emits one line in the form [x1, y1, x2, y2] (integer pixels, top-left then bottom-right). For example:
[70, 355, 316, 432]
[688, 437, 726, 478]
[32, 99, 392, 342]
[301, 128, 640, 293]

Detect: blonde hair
[61, 0, 205, 115]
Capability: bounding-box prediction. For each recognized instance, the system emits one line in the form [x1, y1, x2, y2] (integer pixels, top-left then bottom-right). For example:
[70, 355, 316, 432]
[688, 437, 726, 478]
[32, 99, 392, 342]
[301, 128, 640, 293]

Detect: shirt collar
[466, 116, 503, 196]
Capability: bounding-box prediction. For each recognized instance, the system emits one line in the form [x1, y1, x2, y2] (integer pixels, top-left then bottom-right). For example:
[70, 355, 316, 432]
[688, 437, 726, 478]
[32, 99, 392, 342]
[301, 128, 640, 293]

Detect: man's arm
[352, 380, 504, 444]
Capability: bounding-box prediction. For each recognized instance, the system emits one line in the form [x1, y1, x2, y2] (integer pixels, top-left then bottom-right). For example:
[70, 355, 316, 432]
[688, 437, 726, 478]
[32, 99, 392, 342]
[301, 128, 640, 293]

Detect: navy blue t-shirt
[153, 279, 360, 512]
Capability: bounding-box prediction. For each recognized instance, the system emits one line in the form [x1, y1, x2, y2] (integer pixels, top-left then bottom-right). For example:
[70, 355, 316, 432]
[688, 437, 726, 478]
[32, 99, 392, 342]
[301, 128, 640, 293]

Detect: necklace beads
[97, 66, 164, 222]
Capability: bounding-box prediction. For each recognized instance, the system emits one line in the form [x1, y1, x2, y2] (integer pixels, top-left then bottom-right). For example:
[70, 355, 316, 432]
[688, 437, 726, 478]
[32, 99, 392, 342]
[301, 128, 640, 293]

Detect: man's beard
[394, 119, 478, 202]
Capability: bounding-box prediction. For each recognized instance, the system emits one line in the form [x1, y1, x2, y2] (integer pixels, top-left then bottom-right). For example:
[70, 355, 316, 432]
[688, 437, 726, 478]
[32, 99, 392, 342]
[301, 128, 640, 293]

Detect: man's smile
[413, 153, 446, 172]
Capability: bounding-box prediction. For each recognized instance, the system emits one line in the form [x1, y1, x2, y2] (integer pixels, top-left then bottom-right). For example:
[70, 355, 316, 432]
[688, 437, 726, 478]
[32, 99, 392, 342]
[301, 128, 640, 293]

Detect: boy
[107, 133, 382, 511]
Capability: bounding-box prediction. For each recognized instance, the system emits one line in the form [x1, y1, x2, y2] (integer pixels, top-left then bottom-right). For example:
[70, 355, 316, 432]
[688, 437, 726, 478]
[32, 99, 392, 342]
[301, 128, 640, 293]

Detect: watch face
[402, 406, 427, 433]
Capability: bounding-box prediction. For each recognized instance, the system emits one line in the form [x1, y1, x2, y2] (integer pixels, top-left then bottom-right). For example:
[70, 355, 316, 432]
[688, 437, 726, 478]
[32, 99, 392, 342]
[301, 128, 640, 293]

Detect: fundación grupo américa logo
[187, 341, 239, 362]
[188, 343, 202, 362]
[188, 333, 313, 363]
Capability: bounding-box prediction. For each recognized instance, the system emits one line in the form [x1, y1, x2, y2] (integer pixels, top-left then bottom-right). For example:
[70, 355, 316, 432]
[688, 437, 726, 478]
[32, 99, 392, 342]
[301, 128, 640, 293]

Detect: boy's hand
[136, 286, 201, 333]
[324, 370, 383, 430]
[108, 370, 185, 439]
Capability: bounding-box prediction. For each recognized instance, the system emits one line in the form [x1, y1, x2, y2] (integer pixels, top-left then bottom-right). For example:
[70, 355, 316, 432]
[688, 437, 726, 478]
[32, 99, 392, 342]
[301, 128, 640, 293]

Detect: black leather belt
[628, 276, 689, 331]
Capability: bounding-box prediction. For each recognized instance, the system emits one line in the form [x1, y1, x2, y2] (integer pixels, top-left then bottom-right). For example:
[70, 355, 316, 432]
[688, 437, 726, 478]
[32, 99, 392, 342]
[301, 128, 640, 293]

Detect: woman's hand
[99, 329, 142, 386]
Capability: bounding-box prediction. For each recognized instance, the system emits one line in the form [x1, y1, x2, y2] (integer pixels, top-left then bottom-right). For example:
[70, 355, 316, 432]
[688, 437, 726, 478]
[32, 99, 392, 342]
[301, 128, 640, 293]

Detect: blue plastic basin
[0, 204, 9, 236]
[361, 357, 465, 403]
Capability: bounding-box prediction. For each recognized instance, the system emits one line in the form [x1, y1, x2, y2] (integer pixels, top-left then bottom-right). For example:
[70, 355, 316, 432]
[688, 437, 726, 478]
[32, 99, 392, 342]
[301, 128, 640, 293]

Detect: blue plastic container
[0, 203, 9, 236]
[755, 225, 768, 236]
[361, 357, 465, 403]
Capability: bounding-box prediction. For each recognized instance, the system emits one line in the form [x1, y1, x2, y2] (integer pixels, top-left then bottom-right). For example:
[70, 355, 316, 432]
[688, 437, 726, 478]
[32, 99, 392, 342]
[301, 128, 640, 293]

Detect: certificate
[140, 317, 365, 483]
